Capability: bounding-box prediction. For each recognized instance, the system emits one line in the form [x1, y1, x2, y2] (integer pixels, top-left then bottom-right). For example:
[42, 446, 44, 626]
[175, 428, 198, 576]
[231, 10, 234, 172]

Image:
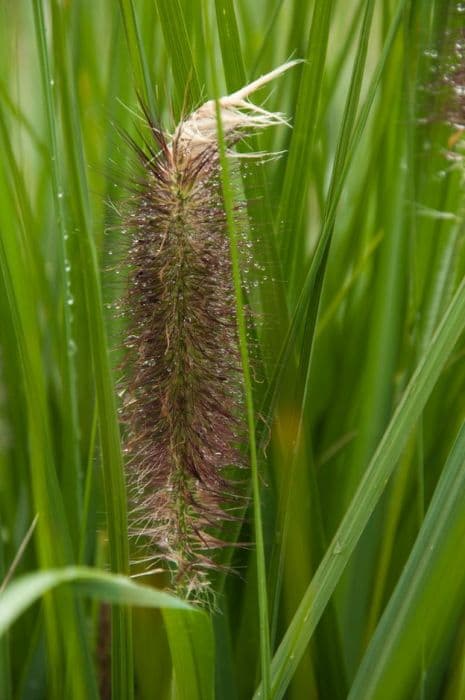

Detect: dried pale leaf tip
[172, 60, 301, 158]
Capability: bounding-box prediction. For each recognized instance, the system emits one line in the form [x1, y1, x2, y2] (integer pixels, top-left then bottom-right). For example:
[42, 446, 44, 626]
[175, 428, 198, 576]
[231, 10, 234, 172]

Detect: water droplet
[58, 191, 63, 199]
[67, 296, 75, 306]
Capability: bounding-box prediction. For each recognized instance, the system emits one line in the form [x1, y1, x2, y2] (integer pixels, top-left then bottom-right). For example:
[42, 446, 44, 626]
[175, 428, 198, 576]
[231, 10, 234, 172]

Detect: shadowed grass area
[2, 1, 465, 699]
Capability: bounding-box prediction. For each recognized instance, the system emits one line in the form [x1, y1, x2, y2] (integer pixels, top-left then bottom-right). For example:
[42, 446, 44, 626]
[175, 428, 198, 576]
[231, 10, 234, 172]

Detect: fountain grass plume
[119, 61, 298, 600]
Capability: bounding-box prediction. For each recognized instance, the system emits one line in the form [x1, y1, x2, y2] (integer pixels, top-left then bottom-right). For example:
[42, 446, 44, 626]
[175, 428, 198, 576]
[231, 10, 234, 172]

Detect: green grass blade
[118, 0, 155, 109]
[258, 0, 406, 440]
[316, 231, 383, 335]
[154, 0, 201, 116]
[0, 567, 191, 638]
[0, 563, 212, 700]
[340, 35, 409, 664]
[254, 271, 465, 699]
[214, 0, 246, 90]
[0, 510, 12, 700]
[205, 12, 271, 695]
[0, 229, 98, 699]
[32, 0, 82, 554]
[48, 3, 134, 697]
[215, 99, 271, 700]
[249, 0, 286, 78]
[268, 3, 377, 639]
[0, 52, 99, 695]
[348, 418, 465, 699]
[163, 610, 215, 700]
[213, 5, 292, 373]
[279, 0, 334, 279]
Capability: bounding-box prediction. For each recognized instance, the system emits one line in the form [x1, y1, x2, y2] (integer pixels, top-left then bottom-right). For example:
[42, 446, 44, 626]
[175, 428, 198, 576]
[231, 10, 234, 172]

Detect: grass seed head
[120, 62, 297, 600]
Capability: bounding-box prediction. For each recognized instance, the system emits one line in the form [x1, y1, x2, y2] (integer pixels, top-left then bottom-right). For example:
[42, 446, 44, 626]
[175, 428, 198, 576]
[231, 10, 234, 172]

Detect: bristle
[119, 62, 297, 599]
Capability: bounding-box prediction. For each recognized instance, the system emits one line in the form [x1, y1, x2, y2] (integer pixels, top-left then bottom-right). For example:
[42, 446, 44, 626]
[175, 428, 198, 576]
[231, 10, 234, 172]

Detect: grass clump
[2, 2, 465, 700]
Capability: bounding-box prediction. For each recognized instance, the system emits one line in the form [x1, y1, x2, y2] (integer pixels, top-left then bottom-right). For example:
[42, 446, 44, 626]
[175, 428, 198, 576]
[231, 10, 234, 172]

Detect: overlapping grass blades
[2, 1, 465, 699]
